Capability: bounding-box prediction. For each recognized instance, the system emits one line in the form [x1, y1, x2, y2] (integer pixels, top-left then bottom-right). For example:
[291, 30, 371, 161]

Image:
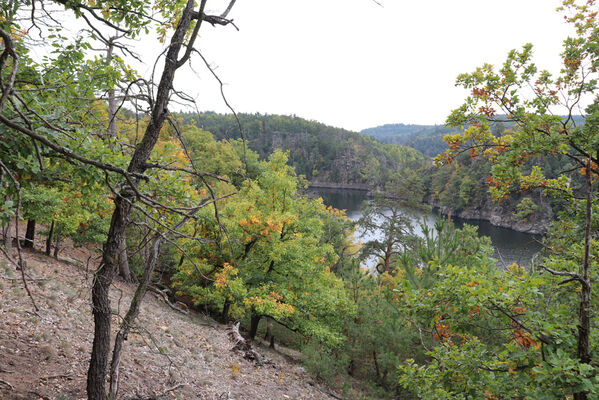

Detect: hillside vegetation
[1, 1, 599, 399]
[179, 112, 427, 188]
[0, 245, 357, 400]
[361, 123, 454, 157]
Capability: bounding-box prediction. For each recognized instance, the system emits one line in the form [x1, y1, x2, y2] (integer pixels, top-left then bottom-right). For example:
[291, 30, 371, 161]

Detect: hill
[361, 116, 586, 158]
[0, 243, 366, 400]
[361, 123, 454, 157]
[177, 112, 427, 188]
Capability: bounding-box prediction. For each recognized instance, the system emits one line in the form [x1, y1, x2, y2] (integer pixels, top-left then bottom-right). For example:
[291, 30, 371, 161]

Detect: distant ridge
[361, 123, 455, 157]
[362, 115, 586, 157]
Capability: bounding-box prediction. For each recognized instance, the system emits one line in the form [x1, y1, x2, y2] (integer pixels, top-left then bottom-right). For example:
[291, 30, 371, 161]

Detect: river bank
[307, 187, 543, 267]
[308, 184, 551, 235]
[426, 198, 551, 235]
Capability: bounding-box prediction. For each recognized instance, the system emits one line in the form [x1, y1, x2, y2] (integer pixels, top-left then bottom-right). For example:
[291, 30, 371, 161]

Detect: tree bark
[53, 235, 60, 258]
[264, 317, 275, 349]
[109, 236, 164, 400]
[249, 313, 261, 340]
[118, 234, 134, 282]
[3, 197, 12, 253]
[23, 219, 35, 248]
[45, 220, 54, 256]
[106, 39, 117, 147]
[86, 1, 201, 398]
[222, 298, 231, 323]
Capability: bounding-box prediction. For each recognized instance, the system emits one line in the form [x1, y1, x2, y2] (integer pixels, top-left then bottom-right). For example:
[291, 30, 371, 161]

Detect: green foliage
[409, 2, 599, 397]
[176, 112, 428, 188]
[515, 197, 539, 220]
[361, 123, 455, 157]
[172, 150, 355, 345]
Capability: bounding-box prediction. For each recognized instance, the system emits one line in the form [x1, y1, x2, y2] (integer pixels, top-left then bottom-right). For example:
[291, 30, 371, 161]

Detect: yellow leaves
[269, 291, 283, 301]
[239, 215, 262, 228]
[244, 291, 296, 317]
[324, 205, 347, 217]
[230, 363, 241, 377]
[507, 263, 526, 279]
[215, 263, 238, 289]
[511, 329, 539, 349]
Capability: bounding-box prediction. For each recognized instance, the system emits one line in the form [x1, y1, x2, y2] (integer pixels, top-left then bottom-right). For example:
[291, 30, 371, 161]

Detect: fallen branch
[308, 381, 347, 400]
[40, 373, 73, 380]
[0, 379, 14, 390]
[125, 383, 186, 400]
[1, 276, 49, 282]
[226, 322, 272, 366]
[148, 286, 189, 315]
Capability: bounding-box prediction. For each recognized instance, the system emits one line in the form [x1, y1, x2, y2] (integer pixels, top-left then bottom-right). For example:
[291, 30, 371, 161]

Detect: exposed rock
[427, 197, 551, 235]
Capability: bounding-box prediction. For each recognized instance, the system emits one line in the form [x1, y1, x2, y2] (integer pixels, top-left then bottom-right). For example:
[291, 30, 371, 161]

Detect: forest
[0, 1, 598, 400]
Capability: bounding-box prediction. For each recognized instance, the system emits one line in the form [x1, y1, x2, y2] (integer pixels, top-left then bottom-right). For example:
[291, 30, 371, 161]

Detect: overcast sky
[142, 0, 572, 131]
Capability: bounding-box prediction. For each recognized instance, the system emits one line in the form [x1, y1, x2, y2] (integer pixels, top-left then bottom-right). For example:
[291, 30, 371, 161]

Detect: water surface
[307, 188, 543, 268]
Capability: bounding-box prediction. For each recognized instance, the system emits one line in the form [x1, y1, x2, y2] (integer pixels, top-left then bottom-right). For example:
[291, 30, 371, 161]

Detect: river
[306, 188, 543, 268]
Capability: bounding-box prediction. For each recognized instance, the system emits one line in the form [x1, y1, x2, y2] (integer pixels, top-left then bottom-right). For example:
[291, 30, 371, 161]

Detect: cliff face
[427, 197, 552, 235]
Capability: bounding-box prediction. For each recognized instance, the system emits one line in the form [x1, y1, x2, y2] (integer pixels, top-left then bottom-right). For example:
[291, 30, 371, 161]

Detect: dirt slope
[0, 247, 343, 400]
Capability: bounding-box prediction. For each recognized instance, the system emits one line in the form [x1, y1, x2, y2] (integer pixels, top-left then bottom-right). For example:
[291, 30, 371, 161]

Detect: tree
[357, 172, 423, 274]
[433, 1, 599, 397]
[0, 1, 240, 399]
[173, 150, 353, 345]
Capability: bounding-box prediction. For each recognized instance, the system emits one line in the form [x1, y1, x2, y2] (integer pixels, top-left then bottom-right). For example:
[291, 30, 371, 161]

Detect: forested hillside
[1, 1, 599, 400]
[362, 116, 586, 158]
[361, 123, 454, 157]
[178, 112, 427, 188]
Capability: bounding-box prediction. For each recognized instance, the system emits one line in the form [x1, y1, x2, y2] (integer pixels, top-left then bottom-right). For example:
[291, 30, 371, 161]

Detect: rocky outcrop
[308, 182, 370, 191]
[427, 198, 551, 235]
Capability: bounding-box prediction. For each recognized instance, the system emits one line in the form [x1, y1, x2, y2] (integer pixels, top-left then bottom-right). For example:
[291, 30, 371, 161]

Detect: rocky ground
[0, 242, 355, 400]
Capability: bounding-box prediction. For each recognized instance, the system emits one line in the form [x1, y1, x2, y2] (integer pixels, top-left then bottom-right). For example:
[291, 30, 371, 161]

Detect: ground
[0, 240, 354, 400]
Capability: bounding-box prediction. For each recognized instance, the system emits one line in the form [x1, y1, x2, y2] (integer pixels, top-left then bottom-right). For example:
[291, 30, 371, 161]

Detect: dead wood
[226, 322, 272, 366]
[125, 383, 186, 400]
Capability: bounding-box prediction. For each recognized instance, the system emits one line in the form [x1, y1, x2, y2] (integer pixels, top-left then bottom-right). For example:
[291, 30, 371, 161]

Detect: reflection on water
[306, 187, 543, 268]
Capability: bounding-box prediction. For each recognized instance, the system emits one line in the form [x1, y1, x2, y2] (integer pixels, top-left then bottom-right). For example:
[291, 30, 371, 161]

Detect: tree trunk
[87, 195, 132, 400]
[222, 299, 231, 323]
[118, 234, 134, 282]
[264, 318, 271, 341]
[249, 313, 261, 340]
[23, 219, 35, 248]
[3, 204, 12, 253]
[574, 159, 594, 400]
[86, 2, 201, 397]
[53, 235, 60, 258]
[106, 40, 117, 146]
[109, 236, 164, 400]
[264, 318, 275, 349]
[373, 347, 381, 382]
[45, 220, 54, 256]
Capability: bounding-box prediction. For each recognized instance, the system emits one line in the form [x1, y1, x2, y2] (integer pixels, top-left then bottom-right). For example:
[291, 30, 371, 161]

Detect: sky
[138, 0, 573, 131]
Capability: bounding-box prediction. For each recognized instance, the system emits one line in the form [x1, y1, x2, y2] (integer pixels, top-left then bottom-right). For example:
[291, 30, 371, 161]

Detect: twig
[1, 276, 49, 282]
[148, 286, 189, 315]
[0, 379, 14, 390]
[40, 373, 73, 380]
[126, 383, 186, 400]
